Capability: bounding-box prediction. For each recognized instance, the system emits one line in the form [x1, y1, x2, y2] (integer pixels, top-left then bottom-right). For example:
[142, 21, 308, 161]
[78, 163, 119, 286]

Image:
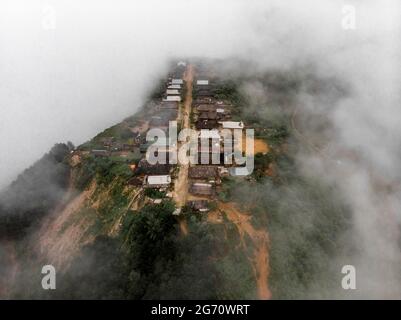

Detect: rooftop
[147, 175, 171, 185]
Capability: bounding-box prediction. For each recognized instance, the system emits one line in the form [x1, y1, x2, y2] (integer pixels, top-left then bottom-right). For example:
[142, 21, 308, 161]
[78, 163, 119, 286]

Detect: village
[74, 61, 252, 216]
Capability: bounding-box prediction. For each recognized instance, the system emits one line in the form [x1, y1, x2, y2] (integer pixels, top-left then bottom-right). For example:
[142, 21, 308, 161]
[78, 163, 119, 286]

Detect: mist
[1, 0, 401, 298]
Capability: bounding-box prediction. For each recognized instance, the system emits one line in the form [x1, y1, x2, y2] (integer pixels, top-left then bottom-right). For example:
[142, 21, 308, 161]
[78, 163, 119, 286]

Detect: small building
[100, 137, 115, 147]
[220, 121, 244, 129]
[190, 182, 214, 196]
[166, 89, 180, 95]
[170, 79, 184, 85]
[198, 111, 217, 120]
[168, 84, 181, 90]
[196, 89, 213, 97]
[160, 101, 178, 109]
[188, 200, 209, 213]
[146, 175, 171, 188]
[163, 96, 181, 102]
[196, 104, 218, 112]
[195, 98, 214, 105]
[189, 166, 218, 179]
[196, 80, 209, 86]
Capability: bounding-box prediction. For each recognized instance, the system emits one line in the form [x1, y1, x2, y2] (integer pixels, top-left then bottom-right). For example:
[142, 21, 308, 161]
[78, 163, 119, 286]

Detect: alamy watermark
[145, 121, 254, 176]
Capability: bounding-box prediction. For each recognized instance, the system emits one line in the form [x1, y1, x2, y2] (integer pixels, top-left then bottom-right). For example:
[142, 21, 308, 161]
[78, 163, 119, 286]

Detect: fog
[0, 0, 248, 189]
[1, 0, 401, 298]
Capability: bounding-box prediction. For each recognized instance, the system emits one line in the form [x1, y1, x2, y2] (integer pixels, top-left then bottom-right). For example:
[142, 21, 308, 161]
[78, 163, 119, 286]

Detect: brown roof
[188, 200, 210, 212]
[198, 111, 217, 120]
[189, 166, 218, 179]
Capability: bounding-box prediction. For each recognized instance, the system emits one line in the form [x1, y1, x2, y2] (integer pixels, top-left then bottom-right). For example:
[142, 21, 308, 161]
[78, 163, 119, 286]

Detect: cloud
[1, 0, 400, 298]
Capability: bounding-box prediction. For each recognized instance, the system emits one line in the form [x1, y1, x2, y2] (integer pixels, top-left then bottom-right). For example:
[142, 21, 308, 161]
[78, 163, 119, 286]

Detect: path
[216, 202, 271, 300]
[173, 64, 194, 208]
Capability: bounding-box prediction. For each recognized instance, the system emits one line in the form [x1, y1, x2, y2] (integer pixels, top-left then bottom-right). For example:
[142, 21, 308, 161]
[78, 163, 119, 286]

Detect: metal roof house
[166, 89, 180, 95]
[168, 84, 181, 90]
[170, 79, 184, 85]
[163, 96, 181, 102]
[146, 175, 171, 187]
[190, 182, 214, 196]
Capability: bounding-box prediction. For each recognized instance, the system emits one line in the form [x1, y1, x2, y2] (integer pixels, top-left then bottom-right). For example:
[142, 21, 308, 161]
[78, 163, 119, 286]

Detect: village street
[172, 64, 194, 210]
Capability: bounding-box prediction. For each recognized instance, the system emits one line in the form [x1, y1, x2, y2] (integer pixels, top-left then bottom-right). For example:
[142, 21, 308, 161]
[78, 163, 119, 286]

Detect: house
[100, 137, 115, 147]
[168, 84, 181, 90]
[163, 96, 181, 102]
[220, 121, 244, 129]
[198, 111, 217, 120]
[170, 79, 184, 85]
[195, 97, 214, 104]
[196, 80, 209, 86]
[91, 149, 110, 157]
[188, 200, 210, 213]
[190, 182, 214, 196]
[196, 104, 219, 112]
[146, 175, 171, 188]
[166, 89, 180, 95]
[196, 89, 213, 97]
[189, 166, 218, 179]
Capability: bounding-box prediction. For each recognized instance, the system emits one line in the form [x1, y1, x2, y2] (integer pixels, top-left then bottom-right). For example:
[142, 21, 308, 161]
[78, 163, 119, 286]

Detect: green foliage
[144, 188, 166, 199]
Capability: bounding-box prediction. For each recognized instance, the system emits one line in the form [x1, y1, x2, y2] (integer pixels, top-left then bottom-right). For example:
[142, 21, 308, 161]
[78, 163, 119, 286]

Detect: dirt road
[217, 202, 271, 300]
[173, 64, 194, 208]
